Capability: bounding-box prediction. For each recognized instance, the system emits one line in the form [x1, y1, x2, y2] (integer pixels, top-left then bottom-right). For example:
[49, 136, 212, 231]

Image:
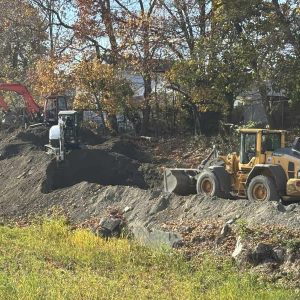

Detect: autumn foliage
[0, 0, 299, 133]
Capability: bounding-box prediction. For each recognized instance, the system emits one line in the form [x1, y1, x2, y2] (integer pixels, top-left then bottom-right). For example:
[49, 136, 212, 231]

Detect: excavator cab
[44, 95, 68, 125]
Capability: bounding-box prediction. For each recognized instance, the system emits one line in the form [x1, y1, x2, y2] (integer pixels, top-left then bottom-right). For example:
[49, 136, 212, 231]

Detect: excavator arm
[0, 83, 40, 116]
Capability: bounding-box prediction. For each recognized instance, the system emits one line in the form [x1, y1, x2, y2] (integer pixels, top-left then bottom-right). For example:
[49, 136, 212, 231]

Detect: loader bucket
[163, 168, 198, 195]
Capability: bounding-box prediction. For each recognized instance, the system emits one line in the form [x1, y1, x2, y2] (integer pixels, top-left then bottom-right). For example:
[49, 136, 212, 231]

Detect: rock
[226, 214, 241, 225]
[220, 223, 231, 237]
[204, 224, 214, 230]
[179, 226, 193, 234]
[286, 249, 297, 263]
[232, 236, 252, 267]
[215, 224, 232, 246]
[273, 247, 286, 263]
[17, 171, 26, 179]
[286, 204, 297, 212]
[100, 217, 122, 232]
[232, 236, 244, 259]
[131, 224, 182, 248]
[252, 243, 276, 265]
[226, 219, 235, 225]
[191, 235, 205, 243]
[123, 206, 132, 213]
[98, 212, 126, 238]
[276, 203, 286, 213]
[149, 196, 169, 215]
[172, 240, 184, 249]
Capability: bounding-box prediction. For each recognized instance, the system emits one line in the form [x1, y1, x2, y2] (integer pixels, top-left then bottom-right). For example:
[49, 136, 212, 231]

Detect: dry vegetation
[0, 218, 298, 300]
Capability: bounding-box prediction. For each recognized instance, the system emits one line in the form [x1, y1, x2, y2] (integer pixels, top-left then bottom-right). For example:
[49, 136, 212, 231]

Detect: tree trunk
[141, 74, 152, 135]
[258, 84, 276, 128]
[48, 0, 54, 55]
[187, 101, 202, 135]
[107, 113, 118, 134]
[101, 0, 118, 63]
[95, 94, 107, 131]
[199, 0, 206, 36]
[224, 91, 234, 122]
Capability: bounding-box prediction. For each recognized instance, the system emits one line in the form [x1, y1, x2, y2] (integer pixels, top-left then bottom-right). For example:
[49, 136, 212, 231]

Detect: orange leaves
[74, 0, 105, 40]
[29, 56, 73, 100]
[73, 58, 133, 113]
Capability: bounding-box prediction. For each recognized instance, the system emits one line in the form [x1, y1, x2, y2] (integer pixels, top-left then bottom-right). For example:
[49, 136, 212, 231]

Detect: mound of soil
[79, 127, 106, 145]
[16, 127, 48, 148]
[112, 140, 150, 163]
[0, 143, 31, 160]
[42, 149, 148, 193]
[1, 127, 300, 237]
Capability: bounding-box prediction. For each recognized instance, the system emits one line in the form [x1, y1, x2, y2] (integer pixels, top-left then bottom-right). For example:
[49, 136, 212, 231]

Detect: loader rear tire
[196, 170, 222, 197]
[247, 175, 279, 202]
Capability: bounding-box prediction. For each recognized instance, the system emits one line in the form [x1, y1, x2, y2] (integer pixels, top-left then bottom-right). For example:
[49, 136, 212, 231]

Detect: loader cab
[239, 129, 285, 169]
[44, 95, 68, 125]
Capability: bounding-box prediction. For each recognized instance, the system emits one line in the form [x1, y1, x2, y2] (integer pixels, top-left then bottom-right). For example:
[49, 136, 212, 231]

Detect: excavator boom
[0, 82, 68, 126]
[0, 83, 40, 116]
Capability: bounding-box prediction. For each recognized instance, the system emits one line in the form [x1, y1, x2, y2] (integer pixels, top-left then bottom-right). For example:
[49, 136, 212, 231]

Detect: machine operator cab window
[45, 96, 68, 123]
[261, 133, 281, 154]
[240, 130, 284, 167]
[240, 132, 257, 164]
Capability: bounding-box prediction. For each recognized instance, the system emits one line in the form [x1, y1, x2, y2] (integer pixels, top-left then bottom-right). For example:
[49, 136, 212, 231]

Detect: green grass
[0, 218, 297, 300]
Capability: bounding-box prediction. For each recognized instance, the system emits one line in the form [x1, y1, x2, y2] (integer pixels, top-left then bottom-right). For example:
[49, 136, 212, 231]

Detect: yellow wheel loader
[164, 129, 300, 201]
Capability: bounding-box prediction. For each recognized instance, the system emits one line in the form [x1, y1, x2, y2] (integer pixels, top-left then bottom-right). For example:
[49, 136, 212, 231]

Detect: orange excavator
[0, 83, 68, 125]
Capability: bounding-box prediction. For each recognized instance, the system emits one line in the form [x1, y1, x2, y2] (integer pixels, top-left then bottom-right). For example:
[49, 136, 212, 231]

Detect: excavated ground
[0, 127, 299, 229]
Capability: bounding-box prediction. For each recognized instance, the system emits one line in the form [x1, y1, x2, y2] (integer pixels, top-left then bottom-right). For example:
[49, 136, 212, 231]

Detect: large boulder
[131, 223, 182, 248]
[232, 236, 252, 267]
[251, 243, 277, 265]
[96, 209, 126, 238]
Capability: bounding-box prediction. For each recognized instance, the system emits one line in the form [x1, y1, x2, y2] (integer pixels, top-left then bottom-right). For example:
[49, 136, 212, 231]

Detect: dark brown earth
[0, 127, 299, 227]
[1, 127, 300, 285]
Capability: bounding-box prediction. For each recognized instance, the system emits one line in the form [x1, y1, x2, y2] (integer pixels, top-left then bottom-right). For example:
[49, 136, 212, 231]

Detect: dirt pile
[0, 128, 299, 230]
[16, 127, 48, 147]
[79, 127, 106, 145]
[0, 128, 160, 221]
[42, 149, 148, 193]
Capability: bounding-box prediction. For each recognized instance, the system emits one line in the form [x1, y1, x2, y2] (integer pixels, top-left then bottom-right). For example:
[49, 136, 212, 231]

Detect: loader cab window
[240, 133, 256, 164]
[261, 133, 281, 154]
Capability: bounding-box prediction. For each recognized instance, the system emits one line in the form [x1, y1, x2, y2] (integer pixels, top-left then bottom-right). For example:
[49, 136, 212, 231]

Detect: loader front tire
[247, 175, 279, 202]
[196, 170, 222, 197]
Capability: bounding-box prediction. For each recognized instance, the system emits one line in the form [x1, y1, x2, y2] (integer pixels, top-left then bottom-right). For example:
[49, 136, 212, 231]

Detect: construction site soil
[2, 127, 300, 284]
[0, 127, 300, 228]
